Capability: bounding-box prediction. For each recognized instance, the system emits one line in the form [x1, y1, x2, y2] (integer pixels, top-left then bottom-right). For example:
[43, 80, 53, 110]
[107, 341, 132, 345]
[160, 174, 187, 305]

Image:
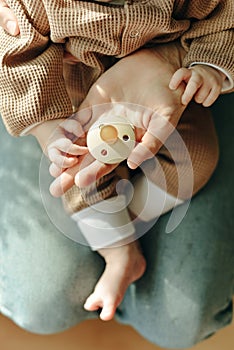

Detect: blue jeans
[0, 94, 234, 349]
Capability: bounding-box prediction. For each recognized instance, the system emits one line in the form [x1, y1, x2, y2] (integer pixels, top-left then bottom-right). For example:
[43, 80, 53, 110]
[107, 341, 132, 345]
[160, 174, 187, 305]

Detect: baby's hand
[169, 65, 225, 107]
[29, 118, 88, 177]
[0, 0, 19, 35]
[47, 119, 89, 179]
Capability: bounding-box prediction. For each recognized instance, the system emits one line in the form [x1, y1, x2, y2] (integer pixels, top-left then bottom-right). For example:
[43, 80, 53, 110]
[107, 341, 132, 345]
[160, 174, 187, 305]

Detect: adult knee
[118, 287, 232, 349]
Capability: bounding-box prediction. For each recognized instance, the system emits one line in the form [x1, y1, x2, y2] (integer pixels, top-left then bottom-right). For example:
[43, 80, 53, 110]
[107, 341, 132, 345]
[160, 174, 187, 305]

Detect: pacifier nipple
[100, 125, 118, 144]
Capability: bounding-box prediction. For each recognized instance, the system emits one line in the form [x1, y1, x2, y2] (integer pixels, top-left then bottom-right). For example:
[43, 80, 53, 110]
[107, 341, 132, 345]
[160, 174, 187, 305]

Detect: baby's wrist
[29, 119, 65, 137]
[189, 63, 232, 90]
[29, 119, 66, 153]
[216, 69, 226, 82]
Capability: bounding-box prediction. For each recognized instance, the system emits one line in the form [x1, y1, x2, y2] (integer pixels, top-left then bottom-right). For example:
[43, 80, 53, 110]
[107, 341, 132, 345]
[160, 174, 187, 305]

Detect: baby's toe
[84, 293, 102, 311]
[99, 301, 117, 321]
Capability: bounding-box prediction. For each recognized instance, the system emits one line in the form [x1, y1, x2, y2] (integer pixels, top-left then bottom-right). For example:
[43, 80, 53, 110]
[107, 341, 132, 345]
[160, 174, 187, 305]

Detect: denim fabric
[0, 94, 234, 348]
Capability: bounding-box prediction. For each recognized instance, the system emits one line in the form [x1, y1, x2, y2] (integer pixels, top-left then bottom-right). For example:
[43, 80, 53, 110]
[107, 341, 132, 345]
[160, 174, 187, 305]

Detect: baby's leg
[129, 101, 219, 222]
[63, 169, 146, 321]
[84, 242, 146, 321]
[77, 101, 218, 321]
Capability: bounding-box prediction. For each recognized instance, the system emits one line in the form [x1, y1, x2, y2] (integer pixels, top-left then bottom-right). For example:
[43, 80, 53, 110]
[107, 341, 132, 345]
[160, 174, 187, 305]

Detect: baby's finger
[0, 0, 20, 35]
[49, 154, 95, 197]
[75, 158, 118, 188]
[169, 68, 191, 90]
[194, 85, 211, 105]
[49, 138, 88, 156]
[49, 162, 63, 178]
[48, 147, 78, 168]
[181, 76, 202, 105]
[202, 85, 221, 107]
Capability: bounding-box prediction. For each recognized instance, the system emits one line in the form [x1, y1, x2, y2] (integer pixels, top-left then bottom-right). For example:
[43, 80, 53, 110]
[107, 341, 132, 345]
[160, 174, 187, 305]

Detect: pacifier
[87, 115, 135, 164]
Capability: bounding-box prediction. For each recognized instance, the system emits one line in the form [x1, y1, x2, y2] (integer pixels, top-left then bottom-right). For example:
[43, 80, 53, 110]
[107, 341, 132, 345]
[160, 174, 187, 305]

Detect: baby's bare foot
[84, 241, 146, 321]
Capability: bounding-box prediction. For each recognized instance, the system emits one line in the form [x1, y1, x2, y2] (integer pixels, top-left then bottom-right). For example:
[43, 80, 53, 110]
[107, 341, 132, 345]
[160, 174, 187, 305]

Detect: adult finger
[75, 159, 118, 188]
[47, 147, 78, 168]
[49, 153, 95, 197]
[49, 163, 79, 197]
[49, 162, 63, 178]
[49, 137, 88, 156]
[127, 113, 176, 169]
[0, 0, 20, 35]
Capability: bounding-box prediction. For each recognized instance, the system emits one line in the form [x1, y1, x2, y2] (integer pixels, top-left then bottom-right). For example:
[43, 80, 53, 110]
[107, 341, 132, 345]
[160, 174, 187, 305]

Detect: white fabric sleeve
[128, 175, 184, 222]
[71, 195, 135, 250]
[189, 62, 234, 92]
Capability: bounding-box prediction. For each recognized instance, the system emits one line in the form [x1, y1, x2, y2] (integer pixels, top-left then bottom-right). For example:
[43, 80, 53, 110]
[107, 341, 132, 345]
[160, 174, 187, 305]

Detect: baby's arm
[179, 0, 234, 99]
[0, 0, 73, 137]
[169, 65, 226, 107]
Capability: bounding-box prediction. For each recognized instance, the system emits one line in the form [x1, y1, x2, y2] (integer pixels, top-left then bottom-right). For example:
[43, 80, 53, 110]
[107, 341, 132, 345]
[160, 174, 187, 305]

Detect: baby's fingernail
[74, 173, 80, 186]
[6, 21, 17, 35]
[181, 97, 188, 105]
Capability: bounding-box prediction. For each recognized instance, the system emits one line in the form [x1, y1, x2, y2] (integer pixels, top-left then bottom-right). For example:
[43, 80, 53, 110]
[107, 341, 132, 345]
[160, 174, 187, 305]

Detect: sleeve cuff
[20, 122, 44, 136]
[189, 62, 234, 93]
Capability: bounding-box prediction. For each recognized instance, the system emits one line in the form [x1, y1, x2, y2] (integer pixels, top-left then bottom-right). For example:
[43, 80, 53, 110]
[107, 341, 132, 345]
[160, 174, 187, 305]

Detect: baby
[0, 0, 233, 321]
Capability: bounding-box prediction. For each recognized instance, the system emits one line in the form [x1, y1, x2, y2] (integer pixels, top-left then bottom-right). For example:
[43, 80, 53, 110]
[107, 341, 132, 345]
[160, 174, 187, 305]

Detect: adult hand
[50, 44, 187, 196]
[77, 45, 187, 169]
[0, 0, 19, 35]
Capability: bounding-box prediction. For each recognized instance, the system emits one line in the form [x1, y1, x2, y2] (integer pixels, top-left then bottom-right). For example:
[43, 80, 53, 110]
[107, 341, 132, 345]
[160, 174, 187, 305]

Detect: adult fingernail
[6, 21, 17, 35]
[127, 160, 138, 169]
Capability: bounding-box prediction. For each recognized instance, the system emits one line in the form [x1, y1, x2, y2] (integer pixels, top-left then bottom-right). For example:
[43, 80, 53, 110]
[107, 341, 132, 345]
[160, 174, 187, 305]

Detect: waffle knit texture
[0, 0, 233, 136]
[63, 171, 122, 213]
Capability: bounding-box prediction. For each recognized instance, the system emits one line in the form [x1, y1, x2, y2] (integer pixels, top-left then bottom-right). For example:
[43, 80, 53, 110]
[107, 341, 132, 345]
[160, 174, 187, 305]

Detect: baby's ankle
[98, 241, 143, 265]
